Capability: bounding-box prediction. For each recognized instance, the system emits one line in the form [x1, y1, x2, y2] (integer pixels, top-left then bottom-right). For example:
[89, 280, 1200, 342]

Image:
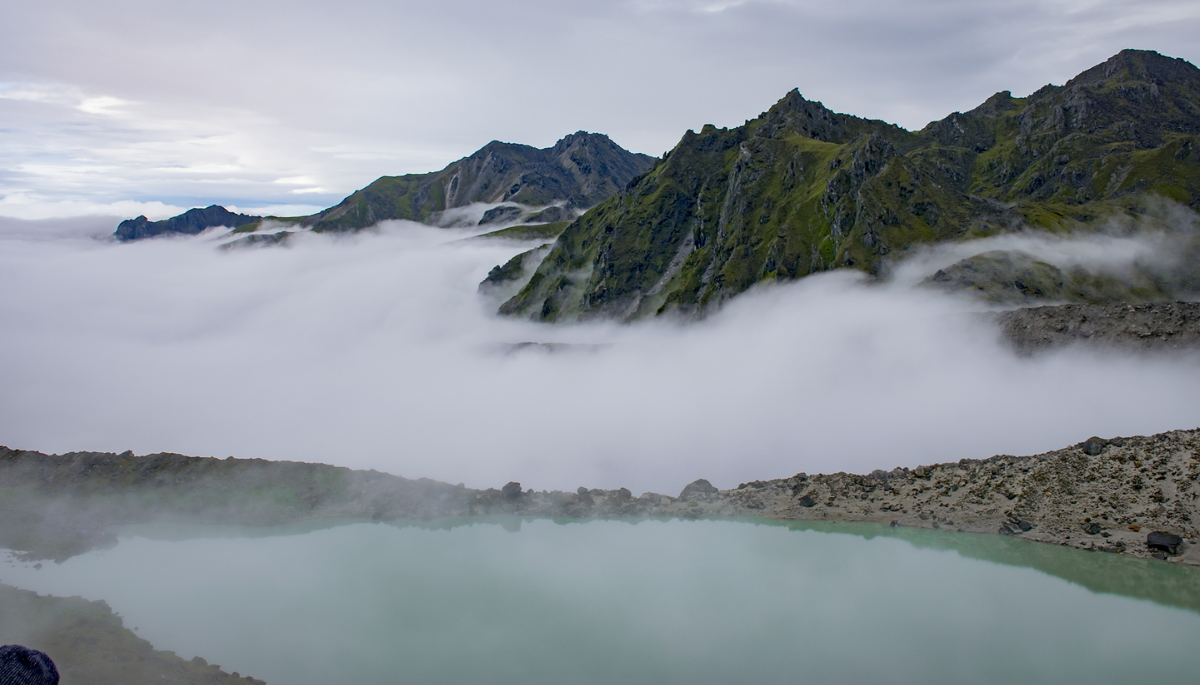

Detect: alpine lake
[3, 517, 1198, 685]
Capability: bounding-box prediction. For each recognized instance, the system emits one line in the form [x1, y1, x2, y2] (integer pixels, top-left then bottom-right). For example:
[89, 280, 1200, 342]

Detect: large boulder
[1147, 532, 1183, 555]
[678, 479, 718, 501]
[0, 645, 59, 685]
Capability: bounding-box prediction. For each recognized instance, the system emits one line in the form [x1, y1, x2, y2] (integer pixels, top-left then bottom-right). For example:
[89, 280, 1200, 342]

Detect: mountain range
[497, 49, 1200, 321]
[487, 48, 1200, 321]
[304, 131, 654, 232]
[114, 132, 654, 241]
[115, 50, 1200, 318]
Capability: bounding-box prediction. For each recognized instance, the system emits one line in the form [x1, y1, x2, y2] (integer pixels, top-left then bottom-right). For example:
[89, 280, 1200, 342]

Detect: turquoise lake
[3, 518, 1198, 685]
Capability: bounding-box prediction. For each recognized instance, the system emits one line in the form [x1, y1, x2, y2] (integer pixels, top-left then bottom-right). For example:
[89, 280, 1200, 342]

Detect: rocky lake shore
[461, 429, 1200, 568]
[3, 426, 1197, 684]
[3, 429, 1197, 567]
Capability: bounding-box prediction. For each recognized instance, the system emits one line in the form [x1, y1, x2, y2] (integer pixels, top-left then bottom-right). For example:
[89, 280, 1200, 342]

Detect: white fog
[1, 215, 1197, 495]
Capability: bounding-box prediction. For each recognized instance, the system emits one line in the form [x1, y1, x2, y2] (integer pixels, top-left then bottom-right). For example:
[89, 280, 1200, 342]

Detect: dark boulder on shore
[1147, 532, 1184, 555]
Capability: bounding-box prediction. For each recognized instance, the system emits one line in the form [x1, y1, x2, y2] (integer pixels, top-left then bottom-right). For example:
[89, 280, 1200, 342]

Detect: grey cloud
[2, 1, 1198, 215]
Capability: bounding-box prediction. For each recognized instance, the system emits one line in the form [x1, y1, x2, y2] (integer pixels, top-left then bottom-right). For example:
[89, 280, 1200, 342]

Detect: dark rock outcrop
[114, 206, 261, 241]
[479, 206, 524, 225]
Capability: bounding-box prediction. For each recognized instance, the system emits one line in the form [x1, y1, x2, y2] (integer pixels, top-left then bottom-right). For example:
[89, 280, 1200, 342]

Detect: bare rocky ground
[994, 301, 1200, 354]
[474, 430, 1200, 567]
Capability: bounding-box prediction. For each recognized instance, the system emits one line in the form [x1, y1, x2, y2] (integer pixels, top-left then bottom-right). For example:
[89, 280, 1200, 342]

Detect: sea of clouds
[1, 215, 1198, 495]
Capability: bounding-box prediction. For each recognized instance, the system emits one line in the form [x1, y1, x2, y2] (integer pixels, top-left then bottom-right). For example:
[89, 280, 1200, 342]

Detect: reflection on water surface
[3, 518, 1198, 685]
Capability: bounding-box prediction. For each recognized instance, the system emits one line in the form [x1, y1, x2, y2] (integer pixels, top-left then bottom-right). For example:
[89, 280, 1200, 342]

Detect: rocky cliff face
[304, 132, 655, 232]
[499, 50, 1200, 321]
[114, 206, 262, 241]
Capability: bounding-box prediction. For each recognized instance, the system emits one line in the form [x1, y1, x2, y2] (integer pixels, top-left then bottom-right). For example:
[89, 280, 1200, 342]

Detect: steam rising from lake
[1, 216, 1197, 494]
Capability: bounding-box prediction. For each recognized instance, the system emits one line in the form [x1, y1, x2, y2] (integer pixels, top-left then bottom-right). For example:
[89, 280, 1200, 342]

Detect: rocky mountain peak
[550, 131, 615, 153]
[966, 90, 1020, 118]
[1073, 49, 1200, 89]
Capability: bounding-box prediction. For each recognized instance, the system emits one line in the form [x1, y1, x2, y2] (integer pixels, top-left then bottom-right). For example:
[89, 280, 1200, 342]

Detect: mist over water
[1, 217, 1198, 494]
[3, 520, 1198, 685]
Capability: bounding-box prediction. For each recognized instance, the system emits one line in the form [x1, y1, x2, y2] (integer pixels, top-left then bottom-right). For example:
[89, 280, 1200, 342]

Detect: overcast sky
[2, 0, 1198, 220]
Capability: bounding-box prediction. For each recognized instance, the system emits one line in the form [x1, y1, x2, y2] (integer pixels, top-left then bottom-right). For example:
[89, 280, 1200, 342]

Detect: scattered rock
[501, 482, 523, 500]
[1080, 437, 1107, 455]
[797, 495, 817, 508]
[1083, 522, 1103, 535]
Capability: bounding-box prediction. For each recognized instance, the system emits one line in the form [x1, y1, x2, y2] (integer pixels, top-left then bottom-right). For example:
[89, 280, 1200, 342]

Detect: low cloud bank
[891, 201, 1200, 297]
[1, 218, 1197, 494]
